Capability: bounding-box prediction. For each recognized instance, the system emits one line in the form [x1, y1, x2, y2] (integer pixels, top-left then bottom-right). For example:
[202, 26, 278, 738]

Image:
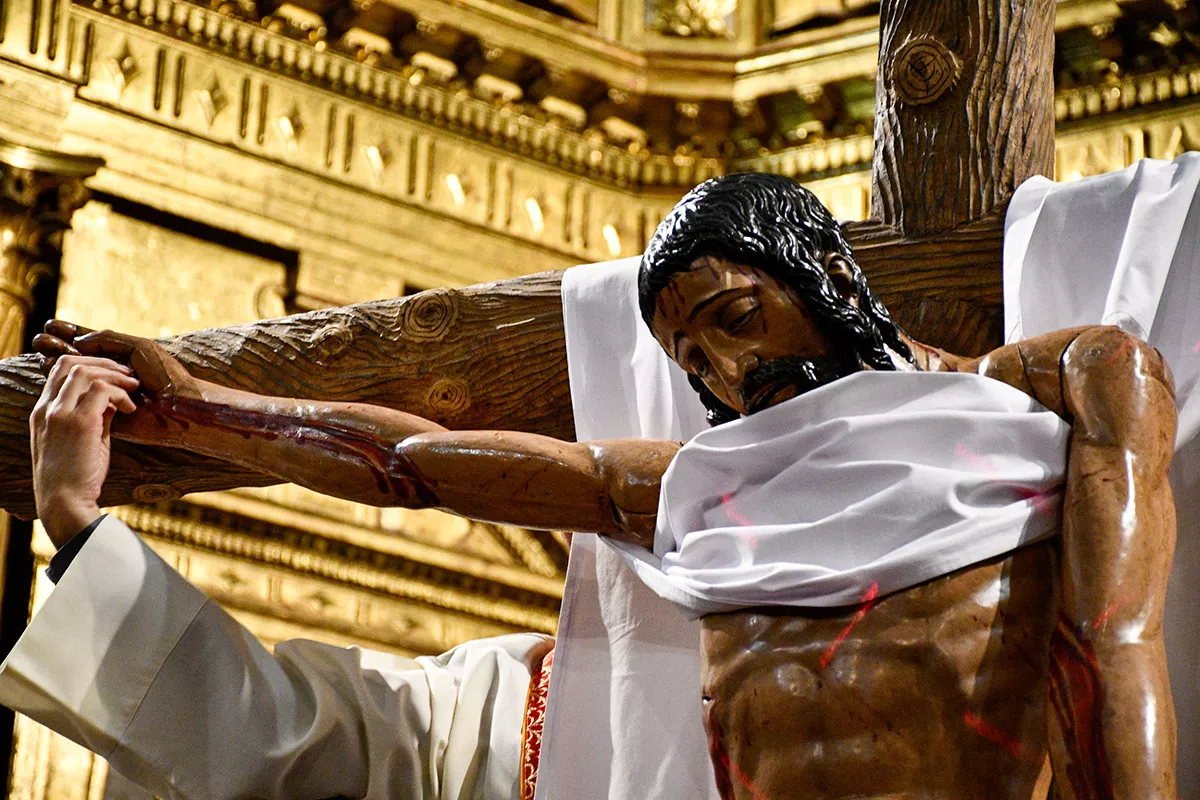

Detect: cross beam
[0, 0, 1055, 519]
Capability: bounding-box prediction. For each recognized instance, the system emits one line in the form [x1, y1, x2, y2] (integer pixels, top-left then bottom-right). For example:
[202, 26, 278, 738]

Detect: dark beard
[740, 347, 860, 415]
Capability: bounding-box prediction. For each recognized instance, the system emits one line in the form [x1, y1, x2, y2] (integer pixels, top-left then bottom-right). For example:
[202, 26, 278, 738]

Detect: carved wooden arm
[0, 272, 571, 519]
[1050, 327, 1178, 798]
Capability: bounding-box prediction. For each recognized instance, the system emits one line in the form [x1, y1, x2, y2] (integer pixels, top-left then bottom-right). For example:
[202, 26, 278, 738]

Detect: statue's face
[649, 255, 859, 416]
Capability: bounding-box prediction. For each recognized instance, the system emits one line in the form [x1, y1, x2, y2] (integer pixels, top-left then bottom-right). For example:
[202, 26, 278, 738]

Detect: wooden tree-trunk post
[0, 0, 1057, 518]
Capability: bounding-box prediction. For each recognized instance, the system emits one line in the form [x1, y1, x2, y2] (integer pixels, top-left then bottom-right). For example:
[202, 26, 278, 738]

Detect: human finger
[74, 379, 138, 419]
[44, 355, 135, 398]
[46, 360, 139, 412]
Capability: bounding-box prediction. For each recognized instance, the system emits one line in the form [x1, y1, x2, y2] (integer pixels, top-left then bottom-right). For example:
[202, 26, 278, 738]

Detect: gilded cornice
[1057, 63, 1200, 125]
[111, 501, 562, 643]
[3, 0, 1190, 193]
[72, 0, 722, 189]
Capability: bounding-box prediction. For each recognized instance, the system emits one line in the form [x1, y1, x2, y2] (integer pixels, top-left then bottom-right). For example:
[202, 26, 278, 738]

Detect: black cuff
[45, 514, 107, 584]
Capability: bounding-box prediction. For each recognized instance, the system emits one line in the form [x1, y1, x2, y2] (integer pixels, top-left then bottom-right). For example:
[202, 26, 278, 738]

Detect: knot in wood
[133, 483, 182, 503]
[891, 38, 960, 106]
[402, 289, 459, 342]
[308, 322, 355, 363]
[425, 378, 470, 416]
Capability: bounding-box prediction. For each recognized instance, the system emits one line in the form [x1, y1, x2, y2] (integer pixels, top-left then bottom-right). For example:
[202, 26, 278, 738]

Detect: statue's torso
[698, 333, 1084, 800]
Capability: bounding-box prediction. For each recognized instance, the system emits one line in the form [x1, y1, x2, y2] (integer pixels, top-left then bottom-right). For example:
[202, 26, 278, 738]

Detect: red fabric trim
[520, 647, 554, 800]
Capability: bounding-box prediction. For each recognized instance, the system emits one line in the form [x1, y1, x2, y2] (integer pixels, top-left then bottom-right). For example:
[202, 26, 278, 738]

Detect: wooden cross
[0, 0, 1055, 519]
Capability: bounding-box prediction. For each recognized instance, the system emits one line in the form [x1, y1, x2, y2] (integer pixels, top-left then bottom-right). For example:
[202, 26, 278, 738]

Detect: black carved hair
[638, 172, 915, 424]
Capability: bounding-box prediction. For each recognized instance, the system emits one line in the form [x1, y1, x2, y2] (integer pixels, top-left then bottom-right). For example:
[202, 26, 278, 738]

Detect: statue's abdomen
[699, 540, 1059, 800]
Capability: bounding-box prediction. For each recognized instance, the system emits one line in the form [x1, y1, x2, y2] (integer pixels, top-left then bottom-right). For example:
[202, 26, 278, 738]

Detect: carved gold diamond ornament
[277, 106, 304, 154]
[106, 41, 140, 98]
[195, 74, 230, 128]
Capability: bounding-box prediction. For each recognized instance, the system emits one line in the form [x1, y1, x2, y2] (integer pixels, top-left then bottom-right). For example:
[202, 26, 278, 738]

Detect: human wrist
[39, 496, 102, 550]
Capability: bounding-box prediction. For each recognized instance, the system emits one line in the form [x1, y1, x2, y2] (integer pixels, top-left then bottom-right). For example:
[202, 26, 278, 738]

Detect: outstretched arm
[1048, 327, 1177, 799]
[49, 328, 676, 549]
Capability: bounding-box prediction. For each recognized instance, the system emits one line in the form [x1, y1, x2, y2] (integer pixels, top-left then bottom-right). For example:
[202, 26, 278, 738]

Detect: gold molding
[111, 502, 562, 639]
[0, 140, 104, 176]
[69, 0, 724, 190]
[1056, 63, 1200, 125]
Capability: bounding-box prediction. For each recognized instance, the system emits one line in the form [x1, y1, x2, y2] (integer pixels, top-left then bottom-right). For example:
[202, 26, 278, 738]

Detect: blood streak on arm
[138, 393, 439, 506]
[1047, 618, 1115, 800]
[962, 710, 1028, 761]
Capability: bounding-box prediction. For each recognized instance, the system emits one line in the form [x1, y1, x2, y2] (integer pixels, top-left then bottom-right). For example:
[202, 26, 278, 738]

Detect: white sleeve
[0, 516, 548, 800]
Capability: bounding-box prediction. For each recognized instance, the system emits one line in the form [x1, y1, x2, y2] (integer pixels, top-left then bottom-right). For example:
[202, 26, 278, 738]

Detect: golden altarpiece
[0, 0, 1196, 796]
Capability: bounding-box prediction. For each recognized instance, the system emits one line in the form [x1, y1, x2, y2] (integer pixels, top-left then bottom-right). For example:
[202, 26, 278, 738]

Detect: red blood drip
[137, 393, 438, 505]
[1105, 337, 1134, 366]
[962, 710, 1028, 761]
[819, 581, 880, 670]
[1047, 618, 1116, 799]
[705, 706, 771, 800]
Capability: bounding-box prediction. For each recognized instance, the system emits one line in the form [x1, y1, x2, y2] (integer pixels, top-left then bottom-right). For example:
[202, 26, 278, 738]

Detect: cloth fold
[621, 370, 1068, 615]
[0, 515, 550, 800]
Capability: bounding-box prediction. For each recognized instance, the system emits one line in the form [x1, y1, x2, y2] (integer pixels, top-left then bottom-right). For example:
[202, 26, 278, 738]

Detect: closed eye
[723, 298, 760, 332]
[728, 305, 760, 331]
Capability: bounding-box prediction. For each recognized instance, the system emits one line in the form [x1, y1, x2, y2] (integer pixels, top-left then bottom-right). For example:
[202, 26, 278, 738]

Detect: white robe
[539, 153, 1200, 799]
[0, 515, 550, 800]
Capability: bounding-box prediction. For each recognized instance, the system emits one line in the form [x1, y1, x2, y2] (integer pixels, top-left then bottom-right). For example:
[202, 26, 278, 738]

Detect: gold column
[0, 139, 102, 595]
[0, 141, 103, 358]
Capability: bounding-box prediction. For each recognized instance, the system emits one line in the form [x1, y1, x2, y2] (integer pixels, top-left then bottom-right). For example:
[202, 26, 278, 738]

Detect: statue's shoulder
[964, 326, 1174, 417]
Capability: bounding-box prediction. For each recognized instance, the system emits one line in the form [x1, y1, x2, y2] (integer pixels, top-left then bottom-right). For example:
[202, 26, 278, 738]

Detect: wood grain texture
[0, 271, 571, 519]
[871, 0, 1056, 236]
[844, 213, 1006, 356]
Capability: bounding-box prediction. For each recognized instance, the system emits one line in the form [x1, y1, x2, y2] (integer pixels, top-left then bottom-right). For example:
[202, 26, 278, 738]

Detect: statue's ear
[822, 253, 860, 308]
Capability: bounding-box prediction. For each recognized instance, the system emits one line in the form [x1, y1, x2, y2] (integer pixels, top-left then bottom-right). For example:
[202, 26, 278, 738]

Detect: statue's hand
[37, 322, 201, 400]
[32, 319, 90, 369]
[77, 330, 200, 400]
[35, 322, 204, 446]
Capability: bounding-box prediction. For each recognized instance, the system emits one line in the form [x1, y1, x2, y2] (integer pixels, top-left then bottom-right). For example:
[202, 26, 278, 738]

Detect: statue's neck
[899, 335, 966, 373]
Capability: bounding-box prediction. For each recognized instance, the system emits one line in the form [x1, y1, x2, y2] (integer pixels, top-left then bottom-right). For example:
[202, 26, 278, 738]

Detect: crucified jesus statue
[14, 174, 1177, 800]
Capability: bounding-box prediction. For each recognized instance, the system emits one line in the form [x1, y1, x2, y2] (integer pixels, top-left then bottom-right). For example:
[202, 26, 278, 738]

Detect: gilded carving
[105, 40, 139, 98]
[0, 141, 102, 359]
[652, 0, 737, 38]
[110, 503, 562, 637]
[57, 202, 289, 338]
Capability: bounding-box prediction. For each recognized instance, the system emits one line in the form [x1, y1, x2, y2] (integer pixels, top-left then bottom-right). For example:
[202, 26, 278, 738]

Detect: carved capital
[0, 140, 104, 357]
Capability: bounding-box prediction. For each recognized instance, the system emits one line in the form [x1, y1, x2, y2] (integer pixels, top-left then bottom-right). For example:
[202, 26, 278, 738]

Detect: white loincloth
[538, 152, 1200, 800]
